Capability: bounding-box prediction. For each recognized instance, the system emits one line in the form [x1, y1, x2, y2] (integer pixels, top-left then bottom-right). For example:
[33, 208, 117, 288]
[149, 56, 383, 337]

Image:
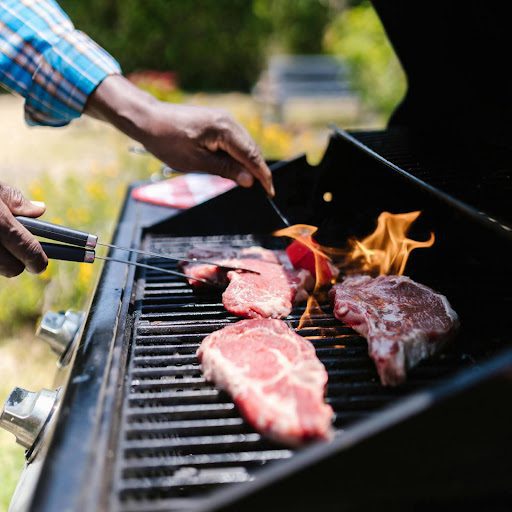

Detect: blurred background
[0, 0, 405, 508]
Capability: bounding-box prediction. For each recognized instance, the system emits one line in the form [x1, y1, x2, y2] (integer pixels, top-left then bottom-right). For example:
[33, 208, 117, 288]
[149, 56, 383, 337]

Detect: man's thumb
[13, 198, 46, 218]
[0, 184, 46, 217]
[28, 200, 47, 216]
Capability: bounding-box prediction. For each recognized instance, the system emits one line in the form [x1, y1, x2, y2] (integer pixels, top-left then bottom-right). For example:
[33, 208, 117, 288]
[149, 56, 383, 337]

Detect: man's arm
[0, 0, 121, 126]
[0, 0, 273, 278]
[0, 0, 273, 193]
[86, 75, 274, 193]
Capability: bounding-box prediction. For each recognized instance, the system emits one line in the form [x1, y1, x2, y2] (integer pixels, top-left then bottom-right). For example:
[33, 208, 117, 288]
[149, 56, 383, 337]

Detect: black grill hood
[373, 0, 512, 150]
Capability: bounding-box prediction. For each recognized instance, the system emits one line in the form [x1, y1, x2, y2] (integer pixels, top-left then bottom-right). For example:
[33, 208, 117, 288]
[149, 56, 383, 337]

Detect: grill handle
[40, 242, 95, 263]
[16, 217, 98, 248]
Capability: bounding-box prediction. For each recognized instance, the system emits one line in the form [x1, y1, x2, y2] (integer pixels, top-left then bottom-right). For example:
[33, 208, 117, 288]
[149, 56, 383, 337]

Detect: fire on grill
[183, 209, 458, 445]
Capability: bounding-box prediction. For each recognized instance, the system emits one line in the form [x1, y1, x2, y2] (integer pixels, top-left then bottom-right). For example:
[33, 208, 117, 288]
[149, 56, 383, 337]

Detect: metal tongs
[16, 217, 260, 285]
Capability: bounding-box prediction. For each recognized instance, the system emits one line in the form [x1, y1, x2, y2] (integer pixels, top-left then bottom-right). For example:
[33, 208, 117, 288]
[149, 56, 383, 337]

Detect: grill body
[12, 128, 512, 512]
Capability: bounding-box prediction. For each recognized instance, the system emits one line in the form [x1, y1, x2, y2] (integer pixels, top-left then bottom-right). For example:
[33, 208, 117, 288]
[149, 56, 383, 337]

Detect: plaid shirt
[0, 0, 120, 126]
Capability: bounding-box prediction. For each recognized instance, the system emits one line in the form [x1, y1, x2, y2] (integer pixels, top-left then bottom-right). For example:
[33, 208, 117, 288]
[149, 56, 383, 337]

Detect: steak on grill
[182, 246, 314, 318]
[330, 275, 459, 386]
[223, 259, 312, 319]
[197, 318, 334, 446]
[181, 246, 279, 288]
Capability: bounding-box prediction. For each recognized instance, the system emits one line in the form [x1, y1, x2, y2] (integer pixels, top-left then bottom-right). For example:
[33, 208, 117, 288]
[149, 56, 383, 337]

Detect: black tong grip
[16, 216, 97, 248]
[40, 242, 95, 263]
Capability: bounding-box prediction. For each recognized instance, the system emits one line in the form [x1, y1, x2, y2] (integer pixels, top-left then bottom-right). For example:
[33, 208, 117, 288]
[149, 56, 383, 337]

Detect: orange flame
[273, 225, 326, 259]
[274, 224, 334, 329]
[346, 211, 434, 276]
[298, 296, 325, 329]
[273, 213, 434, 329]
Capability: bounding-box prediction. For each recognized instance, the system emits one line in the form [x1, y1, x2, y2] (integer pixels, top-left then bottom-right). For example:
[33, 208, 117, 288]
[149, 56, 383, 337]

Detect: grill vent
[114, 234, 468, 511]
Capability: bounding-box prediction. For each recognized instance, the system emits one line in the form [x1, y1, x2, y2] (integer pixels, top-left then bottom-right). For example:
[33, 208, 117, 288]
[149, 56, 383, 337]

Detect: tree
[324, 1, 406, 119]
[254, 0, 334, 54]
[60, 0, 271, 91]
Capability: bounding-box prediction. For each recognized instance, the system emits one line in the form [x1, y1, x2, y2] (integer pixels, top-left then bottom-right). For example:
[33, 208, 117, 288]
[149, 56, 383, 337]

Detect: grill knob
[0, 387, 59, 450]
[36, 310, 84, 366]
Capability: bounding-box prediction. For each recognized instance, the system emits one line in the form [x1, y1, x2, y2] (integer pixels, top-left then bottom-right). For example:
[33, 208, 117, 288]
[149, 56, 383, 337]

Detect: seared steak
[181, 246, 276, 288]
[181, 246, 285, 287]
[182, 246, 313, 318]
[197, 318, 334, 446]
[330, 275, 459, 386]
[223, 259, 312, 319]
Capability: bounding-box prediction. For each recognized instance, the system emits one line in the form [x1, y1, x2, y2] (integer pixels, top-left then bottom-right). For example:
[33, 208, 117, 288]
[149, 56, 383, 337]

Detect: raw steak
[197, 318, 334, 446]
[182, 246, 314, 318]
[181, 246, 284, 287]
[330, 275, 459, 386]
[223, 259, 313, 319]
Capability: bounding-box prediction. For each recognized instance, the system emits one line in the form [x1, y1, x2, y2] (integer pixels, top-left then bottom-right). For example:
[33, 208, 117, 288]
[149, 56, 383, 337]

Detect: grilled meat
[223, 259, 312, 319]
[197, 318, 334, 446]
[182, 246, 313, 318]
[330, 275, 459, 386]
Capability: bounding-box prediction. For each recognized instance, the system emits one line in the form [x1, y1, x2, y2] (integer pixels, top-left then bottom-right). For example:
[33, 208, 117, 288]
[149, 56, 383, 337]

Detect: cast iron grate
[114, 233, 469, 512]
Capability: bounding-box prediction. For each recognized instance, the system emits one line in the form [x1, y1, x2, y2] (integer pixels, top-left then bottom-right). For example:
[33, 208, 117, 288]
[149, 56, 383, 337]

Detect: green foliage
[0, 272, 46, 337]
[254, 0, 332, 54]
[57, 0, 337, 90]
[58, 0, 272, 91]
[324, 1, 407, 119]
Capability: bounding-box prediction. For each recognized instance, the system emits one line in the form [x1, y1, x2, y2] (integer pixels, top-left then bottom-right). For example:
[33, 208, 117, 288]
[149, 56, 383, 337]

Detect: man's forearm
[85, 75, 157, 145]
[84, 75, 274, 195]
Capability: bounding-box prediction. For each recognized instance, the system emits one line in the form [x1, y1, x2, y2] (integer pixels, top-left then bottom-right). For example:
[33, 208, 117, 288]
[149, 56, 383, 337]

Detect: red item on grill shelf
[197, 318, 334, 446]
[131, 174, 236, 209]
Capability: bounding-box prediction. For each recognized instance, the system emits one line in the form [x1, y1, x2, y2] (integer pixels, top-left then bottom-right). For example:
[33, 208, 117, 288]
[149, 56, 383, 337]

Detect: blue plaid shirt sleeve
[0, 0, 121, 127]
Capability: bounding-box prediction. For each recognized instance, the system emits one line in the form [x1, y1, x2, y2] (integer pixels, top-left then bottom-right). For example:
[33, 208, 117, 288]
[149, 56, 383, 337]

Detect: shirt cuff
[24, 30, 121, 127]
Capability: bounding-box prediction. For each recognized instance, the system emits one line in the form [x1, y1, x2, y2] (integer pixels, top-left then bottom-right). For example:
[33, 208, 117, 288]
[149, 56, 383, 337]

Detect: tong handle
[16, 216, 98, 248]
[41, 242, 95, 263]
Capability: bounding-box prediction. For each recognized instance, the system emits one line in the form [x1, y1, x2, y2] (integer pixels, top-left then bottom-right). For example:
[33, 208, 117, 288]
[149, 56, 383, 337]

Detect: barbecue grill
[4, 127, 512, 512]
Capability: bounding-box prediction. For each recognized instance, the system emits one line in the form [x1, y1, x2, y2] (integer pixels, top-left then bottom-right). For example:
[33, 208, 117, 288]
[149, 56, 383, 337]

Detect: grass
[0, 331, 55, 512]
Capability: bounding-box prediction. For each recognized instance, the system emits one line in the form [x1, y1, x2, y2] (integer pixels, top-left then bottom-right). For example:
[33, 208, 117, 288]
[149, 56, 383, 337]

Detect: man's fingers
[0, 204, 48, 274]
[0, 246, 24, 278]
[0, 223, 48, 274]
[205, 118, 274, 196]
[236, 171, 255, 188]
[0, 183, 46, 218]
[221, 128, 274, 195]
[196, 149, 256, 188]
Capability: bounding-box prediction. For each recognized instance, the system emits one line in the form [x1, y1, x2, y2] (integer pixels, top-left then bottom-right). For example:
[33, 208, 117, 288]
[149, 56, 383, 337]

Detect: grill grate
[115, 234, 469, 511]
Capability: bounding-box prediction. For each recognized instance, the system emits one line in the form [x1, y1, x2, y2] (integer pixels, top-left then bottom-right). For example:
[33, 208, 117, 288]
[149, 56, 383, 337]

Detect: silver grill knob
[0, 387, 59, 450]
[36, 310, 84, 366]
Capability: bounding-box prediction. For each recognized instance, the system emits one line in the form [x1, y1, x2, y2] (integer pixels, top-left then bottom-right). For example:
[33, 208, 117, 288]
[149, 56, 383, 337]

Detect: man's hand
[0, 183, 48, 278]
[86, 75, 274, 196]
